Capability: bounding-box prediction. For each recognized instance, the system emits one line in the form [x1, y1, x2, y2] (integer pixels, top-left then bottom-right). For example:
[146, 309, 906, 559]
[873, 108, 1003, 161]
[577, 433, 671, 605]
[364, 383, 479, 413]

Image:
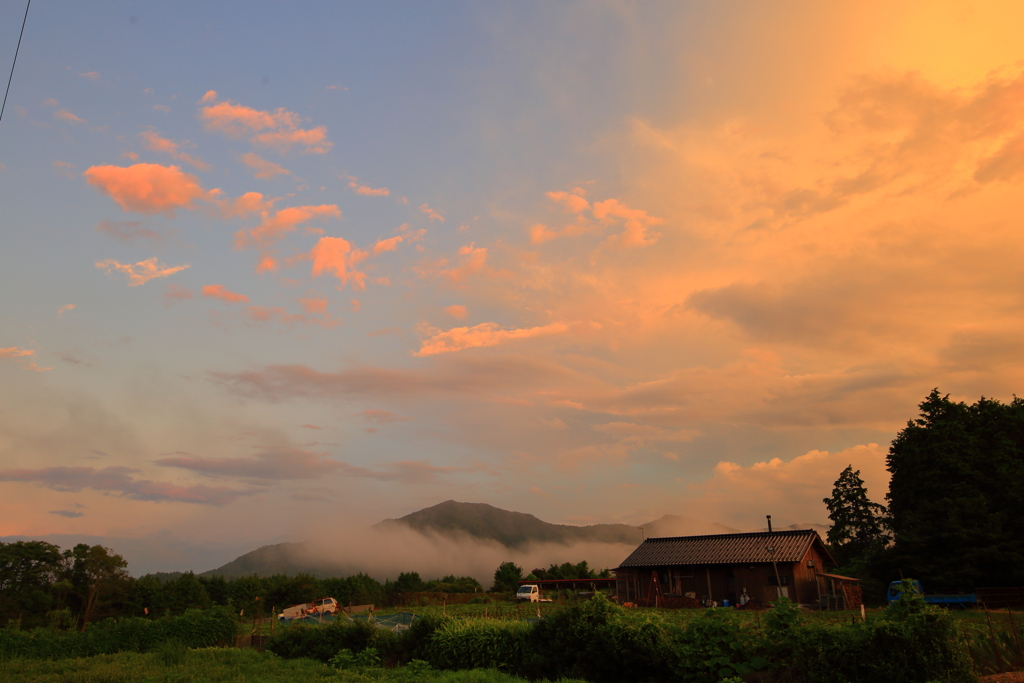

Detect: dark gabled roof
[617, 529, 832, 568]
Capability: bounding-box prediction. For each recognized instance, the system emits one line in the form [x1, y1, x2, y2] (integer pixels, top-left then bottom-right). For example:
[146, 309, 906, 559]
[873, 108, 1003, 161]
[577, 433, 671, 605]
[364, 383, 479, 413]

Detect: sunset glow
[1, 0, 1021, 574]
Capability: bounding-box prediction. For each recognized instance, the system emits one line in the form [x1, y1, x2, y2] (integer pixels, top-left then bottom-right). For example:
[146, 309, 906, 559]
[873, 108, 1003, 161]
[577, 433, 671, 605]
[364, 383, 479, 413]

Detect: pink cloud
[252, 127, 331, 154]
[0, 347, 34, 359]
[445, 305, 468, 320]
[220, 191, 273, 219]
[163, 283, 194, 306]
[54, 109, 84, 123]
[419, 203, 445, 222]
[156, 448, 339, 481]
[255, 254, 279, 274]
[96, 220, 163, 244]
[349, 180, 389, 196]
[414, 321, 569, 356]
[357, 409, 412, 424]
[241, 152, 291, 179]
[336, 459, 468, 483]
[0, 466, 251, 505]
[309, 236, 368, 290]
[57, 304, 75, 316]
[139, 130, 210, 170]
[199, 95, 332, 154]
[235, 205, 341, 248]
[79, 72, 100, 81]
[96, 257, 189, 286]
[244, 305, 341, 328]
[84, 163, 214, 216]
[202, 284, 249, 303]
[373, 235, 403, 254]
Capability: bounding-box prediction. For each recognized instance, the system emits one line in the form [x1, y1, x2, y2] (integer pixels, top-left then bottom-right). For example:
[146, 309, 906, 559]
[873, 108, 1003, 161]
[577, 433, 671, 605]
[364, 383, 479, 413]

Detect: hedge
[0, 606, 237, 660]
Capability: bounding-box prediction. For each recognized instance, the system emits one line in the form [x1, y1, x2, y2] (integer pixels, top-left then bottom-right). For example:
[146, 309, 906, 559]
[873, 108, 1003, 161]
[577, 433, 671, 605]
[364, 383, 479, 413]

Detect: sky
[2, 0, 1024, 575]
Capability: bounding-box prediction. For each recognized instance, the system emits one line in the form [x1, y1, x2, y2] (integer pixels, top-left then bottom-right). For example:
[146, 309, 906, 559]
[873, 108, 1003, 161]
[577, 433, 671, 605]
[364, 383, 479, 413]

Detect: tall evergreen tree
[823, 465, 890, 568]
[887, 389, 1024, 590]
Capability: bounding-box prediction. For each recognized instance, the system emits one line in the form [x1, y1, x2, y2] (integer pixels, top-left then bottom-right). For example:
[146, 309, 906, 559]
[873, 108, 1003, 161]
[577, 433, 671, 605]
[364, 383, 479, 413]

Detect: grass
[0, 648, 588, 683]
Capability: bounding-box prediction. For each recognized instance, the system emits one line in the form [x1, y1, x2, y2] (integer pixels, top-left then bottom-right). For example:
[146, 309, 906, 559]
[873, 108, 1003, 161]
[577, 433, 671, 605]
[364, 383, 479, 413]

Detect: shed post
[706, 566, 713, 606]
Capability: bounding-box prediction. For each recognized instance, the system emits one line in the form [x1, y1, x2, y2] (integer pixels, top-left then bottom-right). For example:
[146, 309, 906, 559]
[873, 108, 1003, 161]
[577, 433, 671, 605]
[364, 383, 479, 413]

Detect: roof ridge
[645, 529, 818, 542]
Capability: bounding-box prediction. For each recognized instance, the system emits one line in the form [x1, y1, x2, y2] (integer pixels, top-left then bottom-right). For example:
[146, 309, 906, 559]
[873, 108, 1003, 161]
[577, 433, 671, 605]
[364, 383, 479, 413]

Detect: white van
[278, 597, 340, 620]
[516, 585, 540, 602]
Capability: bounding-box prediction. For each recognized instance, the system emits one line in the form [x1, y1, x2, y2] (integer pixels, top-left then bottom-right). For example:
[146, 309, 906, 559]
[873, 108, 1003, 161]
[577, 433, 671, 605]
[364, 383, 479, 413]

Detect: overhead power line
[1, 0, 32, 125]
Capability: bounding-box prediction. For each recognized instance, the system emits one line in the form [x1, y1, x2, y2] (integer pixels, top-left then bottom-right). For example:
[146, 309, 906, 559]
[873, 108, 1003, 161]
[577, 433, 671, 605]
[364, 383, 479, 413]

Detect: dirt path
[981, 673, 1024, 682]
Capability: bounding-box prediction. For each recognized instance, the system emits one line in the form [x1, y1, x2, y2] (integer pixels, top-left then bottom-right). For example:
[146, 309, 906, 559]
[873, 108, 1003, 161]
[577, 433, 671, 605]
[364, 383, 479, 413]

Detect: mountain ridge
[201, 501, 826, 578]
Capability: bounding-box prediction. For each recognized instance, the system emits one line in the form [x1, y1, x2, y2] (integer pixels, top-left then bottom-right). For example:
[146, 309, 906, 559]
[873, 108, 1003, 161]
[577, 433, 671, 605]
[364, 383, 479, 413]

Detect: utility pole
[767, 515, 782, 600]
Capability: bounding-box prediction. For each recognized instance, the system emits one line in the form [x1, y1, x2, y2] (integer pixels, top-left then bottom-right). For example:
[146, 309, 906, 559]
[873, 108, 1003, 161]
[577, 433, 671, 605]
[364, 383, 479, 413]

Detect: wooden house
[614, 529, 836, 608]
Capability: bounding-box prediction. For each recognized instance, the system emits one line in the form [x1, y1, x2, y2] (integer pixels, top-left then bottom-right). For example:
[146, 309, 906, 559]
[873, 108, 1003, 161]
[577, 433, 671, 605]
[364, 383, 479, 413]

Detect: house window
[767, 575, 791, 586]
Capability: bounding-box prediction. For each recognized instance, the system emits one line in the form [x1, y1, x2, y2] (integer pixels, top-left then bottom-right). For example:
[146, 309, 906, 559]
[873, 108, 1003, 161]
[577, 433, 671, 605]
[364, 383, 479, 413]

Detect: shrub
[265, 617, 390, 663]
[670, 608, 767, 683]
[426, 618, 531, 672]
[0, 606, 236, 660]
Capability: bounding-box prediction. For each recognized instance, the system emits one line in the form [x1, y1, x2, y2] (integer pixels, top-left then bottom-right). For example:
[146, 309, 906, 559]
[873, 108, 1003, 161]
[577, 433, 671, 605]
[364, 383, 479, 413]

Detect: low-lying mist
[226, 524, 640, 585]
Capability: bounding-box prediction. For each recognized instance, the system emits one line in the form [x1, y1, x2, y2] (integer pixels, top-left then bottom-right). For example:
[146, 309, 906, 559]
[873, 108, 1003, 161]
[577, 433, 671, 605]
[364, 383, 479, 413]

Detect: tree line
[823, 388, 1024, 595]
[0, 541, 614, 631]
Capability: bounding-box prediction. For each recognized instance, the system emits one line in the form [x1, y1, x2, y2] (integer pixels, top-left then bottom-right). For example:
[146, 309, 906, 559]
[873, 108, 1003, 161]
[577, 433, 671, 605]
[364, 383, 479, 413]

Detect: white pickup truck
[516, 584, 540, 602]
[278, 597, 340, 620]
[515, 585, 552, 603]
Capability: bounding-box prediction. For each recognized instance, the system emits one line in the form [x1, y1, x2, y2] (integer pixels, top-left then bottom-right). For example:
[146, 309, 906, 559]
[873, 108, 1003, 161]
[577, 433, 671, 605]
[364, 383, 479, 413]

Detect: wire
[0, 0, 32, 125]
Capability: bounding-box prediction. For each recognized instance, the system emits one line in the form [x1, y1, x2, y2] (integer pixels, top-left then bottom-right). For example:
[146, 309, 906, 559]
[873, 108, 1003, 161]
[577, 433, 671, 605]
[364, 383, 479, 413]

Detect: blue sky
[3, 0, 1023, 574]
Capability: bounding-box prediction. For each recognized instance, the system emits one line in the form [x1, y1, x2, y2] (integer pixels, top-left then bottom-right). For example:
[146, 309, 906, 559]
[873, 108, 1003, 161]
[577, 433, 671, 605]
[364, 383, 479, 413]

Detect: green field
[0, 648, 585, 683]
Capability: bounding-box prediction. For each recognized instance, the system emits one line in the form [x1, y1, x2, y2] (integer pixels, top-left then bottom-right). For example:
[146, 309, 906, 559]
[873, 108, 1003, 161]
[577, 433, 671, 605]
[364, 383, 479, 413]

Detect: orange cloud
[373, 235, 403, 254]
[244, 305, 341, 328]
[139, 130, 210, 170]
[252, 128, 331, 154]
[546, 190, 590, 213]
[529, 223, 558, 244]
[202, 284, 250, 303]
[83, 163, 214, 215]
[420, 203, 445, 222]
[349, 180, 389, 196]
[309, 236, 368, 290]
[57, 304, 75, 316]
[255, 254, 278, 274]
[54, 109, 84, 123]
[241, 152, 291, 179]
[298, 297, 327, 314]
[445, 305, 468, 320]
[533, 191, 662, 246]
[414, 321, 569, 356]
[220, 191, 273, 219]
[95, 257, 189, 286]
[235, 205, 341, 249]
[440, 244, 487, 282]
[0, 347, 50, 372]
[79, 72, 100, 81]
[199, 95, 331, 154]
[592, 198, 664, 248]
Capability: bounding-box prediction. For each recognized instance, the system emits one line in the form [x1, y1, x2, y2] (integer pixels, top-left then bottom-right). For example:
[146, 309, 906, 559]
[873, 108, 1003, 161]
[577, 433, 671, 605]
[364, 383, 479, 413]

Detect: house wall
[617, 562, 812, 607]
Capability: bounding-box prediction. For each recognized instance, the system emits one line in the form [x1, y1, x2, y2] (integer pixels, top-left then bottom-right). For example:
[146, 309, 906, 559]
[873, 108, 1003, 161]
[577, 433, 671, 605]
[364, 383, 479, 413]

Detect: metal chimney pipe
[766, 514, 773, 533]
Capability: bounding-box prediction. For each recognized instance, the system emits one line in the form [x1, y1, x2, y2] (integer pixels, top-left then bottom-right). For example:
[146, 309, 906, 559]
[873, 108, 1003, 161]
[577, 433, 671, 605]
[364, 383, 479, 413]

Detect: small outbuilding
[614, 529, 836, 608]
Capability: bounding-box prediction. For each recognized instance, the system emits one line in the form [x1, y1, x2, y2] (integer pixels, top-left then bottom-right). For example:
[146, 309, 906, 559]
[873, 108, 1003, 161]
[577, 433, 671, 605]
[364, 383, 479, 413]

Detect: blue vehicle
[887, 580, 976, 609]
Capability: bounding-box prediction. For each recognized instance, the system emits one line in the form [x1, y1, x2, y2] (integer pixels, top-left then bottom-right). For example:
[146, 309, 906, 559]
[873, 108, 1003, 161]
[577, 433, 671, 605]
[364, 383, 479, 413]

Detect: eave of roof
[617, 529, 830, 568]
